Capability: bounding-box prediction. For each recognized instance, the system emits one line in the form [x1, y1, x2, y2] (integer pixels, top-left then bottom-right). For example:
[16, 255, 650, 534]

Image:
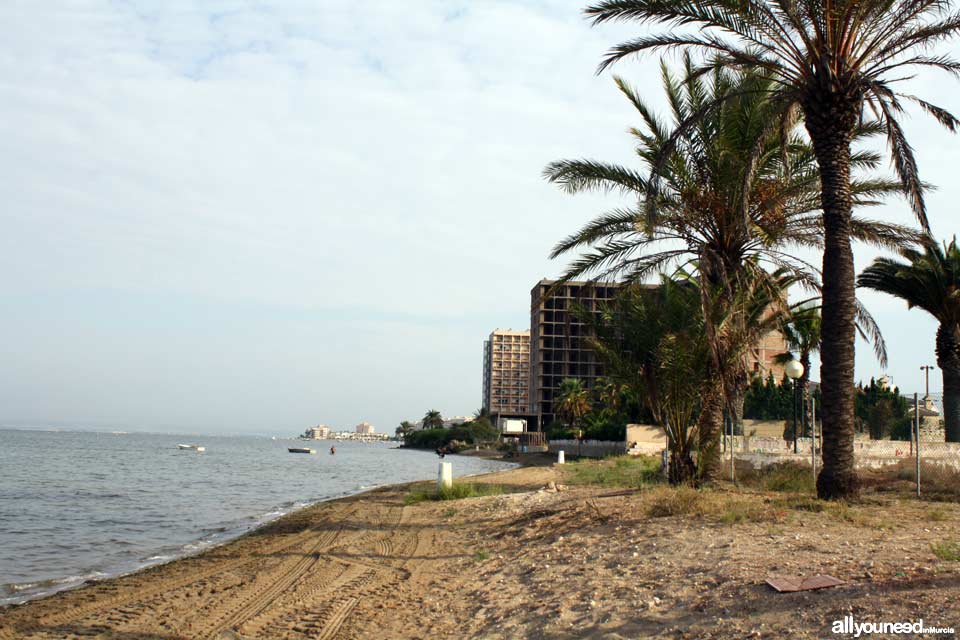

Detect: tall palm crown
[546, 61, 900, 287]
[546, 62, 904, 480]
[584, 0, 960, 499]
[777, 303, 822, 373]
[422, 410, 444, 430]
[585, 0, 959, 222]
[858, 237, 960, 441]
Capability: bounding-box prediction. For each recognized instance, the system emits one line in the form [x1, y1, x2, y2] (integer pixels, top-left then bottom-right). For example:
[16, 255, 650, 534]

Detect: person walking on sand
[329, 446, 336, 455]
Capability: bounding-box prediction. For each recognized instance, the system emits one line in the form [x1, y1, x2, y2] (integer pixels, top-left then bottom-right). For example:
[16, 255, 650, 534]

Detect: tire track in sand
[33, 502, 357, 632]
[192, 527, 343, 640]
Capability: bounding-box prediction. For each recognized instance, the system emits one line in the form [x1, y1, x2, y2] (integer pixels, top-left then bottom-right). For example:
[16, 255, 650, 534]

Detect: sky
[1, 1, 956, 435]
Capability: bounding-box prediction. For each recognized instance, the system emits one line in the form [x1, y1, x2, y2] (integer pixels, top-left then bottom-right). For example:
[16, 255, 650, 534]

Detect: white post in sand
[437, 462, 453, 491]
[557, 450, 565, 465]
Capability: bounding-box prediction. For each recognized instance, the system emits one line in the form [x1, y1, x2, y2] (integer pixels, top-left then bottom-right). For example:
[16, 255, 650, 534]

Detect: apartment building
[528, 278, 789, 427]
[482, 329, 531, 419]
[304, 425, 330, 440]
[355, 421, 375, 434]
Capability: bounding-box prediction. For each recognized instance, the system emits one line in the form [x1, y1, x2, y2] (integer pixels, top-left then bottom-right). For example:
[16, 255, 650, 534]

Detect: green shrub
[403, 418, 501, 451]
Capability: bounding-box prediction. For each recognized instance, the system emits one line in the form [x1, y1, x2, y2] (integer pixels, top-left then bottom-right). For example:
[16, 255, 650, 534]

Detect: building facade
[355, 421, 375, 434]
[529, 280, 621, 426]
[748, 330, 789, 380]
[482, 329, 531, 419]
[305, 425, 330, 439]
[528, 278, 789, 428]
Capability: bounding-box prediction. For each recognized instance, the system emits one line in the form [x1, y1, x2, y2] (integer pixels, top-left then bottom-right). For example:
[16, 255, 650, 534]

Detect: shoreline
[0, 448, 518, 610]
[3, 458, 955, 639]
[0, 461, 548, 640]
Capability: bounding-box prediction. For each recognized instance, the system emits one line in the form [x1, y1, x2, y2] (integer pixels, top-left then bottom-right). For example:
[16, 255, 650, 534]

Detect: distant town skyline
[1, 2, 954, 435]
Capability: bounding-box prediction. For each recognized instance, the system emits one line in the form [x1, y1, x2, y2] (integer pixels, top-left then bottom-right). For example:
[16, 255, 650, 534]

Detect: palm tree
[592, 377, 629, 414]
[859, 237, 960, 441]
[697, 266, 809, 477]
[396, 420, 416, 441]
[422, 410, 444, 430]
[555, 379, 593, 432]
[580, 0, 958, 499]
[546, 62, 904, 482]
[582, 277, 707, 483]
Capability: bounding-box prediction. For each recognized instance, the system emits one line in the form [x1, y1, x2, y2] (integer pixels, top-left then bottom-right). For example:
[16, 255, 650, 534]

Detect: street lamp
[785, 360, 805, 454]
[921, 365, 935, 399]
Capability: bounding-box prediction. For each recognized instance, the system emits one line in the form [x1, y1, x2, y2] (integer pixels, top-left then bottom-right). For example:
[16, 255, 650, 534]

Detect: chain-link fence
[719, 391, 959, 498]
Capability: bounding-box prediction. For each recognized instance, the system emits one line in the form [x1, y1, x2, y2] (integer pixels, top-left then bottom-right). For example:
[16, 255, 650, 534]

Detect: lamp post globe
[785, 360, 804, 380]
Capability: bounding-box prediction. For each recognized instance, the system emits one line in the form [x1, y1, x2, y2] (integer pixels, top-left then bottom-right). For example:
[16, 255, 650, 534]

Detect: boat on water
[177, 444, 206, 452]
[288, 447, 316, 454]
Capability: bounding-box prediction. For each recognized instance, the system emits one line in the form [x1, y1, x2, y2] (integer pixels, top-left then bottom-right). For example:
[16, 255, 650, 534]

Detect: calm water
[0, 429, 514, 606]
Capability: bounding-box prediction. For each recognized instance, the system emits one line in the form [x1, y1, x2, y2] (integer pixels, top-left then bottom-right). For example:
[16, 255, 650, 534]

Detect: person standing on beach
[330, 446, 336, 455]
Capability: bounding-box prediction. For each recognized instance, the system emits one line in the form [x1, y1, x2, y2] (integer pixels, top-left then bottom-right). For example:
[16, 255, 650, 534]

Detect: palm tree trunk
[936, 324, 960, 442]
[805, 99, 860, 500]
[669, 451, 697, 485]
[696, 382, 724, 483]
[730, 374, 746, 436]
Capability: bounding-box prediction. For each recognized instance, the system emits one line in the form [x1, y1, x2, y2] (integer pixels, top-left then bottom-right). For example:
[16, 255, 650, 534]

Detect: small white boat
[288, 447, 316, 454]
[177, 444, 206, 452]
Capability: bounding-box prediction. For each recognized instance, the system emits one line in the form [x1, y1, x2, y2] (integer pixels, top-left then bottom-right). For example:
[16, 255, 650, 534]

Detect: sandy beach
[1, 459, 958, 639]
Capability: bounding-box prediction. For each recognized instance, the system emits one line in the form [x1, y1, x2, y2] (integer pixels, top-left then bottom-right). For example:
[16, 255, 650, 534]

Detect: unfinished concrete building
[528, 278, 789, 428]
[482, 330, 531, 420]
[529, 279, 621, 427]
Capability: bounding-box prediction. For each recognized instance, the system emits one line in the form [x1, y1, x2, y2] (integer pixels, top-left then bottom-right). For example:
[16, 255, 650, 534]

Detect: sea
[0, 428, 515, 606]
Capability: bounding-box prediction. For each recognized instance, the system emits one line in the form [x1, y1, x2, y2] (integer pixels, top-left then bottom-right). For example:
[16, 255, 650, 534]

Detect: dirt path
[2, 463, 958, 639]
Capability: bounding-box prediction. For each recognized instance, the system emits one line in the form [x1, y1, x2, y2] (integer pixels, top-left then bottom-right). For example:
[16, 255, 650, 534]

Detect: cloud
[0, 1, 956, 431]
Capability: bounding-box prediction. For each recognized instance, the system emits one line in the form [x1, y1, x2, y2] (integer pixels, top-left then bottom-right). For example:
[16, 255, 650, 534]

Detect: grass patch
[718, 501, 777, 524]
[564, 455, 661, 488]
[644, 487, 789, 524]
[438, 482, 503, 500]
[404, 482, 503, 505]
[863, 460, 960, 500]
[736, 462, 816, 494]
[646, 487, 704, 517]
[777, 496, 826, 512]
[931, 540, 960, 562]
[473, 549, 490, 562]
[927, 508, 949, 522]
